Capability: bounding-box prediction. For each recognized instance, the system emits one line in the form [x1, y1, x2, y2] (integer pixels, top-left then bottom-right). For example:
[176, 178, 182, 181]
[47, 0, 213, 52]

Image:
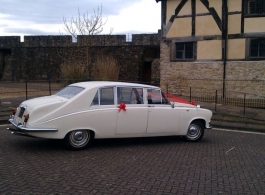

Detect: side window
[91, 87, 114, 106]
[147, 89, 169, 104]
[100, 87, 114, 105]
[117, 87, 143, 104]
[91, 91, 99, 105]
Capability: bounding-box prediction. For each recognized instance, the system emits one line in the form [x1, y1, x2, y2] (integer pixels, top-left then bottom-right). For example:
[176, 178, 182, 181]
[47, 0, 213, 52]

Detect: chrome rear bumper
[7, 116, 58, 133]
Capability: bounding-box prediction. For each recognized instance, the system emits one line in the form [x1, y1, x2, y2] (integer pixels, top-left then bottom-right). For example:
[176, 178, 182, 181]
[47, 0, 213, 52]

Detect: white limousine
[8, 81, 212, 150]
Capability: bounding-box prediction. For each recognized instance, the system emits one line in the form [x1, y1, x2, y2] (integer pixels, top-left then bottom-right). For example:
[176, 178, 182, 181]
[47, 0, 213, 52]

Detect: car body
[8, 81, 212, 149]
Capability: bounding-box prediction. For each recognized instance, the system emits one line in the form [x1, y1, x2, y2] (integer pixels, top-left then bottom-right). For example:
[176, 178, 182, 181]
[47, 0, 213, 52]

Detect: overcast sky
[0, 0, 161, 39]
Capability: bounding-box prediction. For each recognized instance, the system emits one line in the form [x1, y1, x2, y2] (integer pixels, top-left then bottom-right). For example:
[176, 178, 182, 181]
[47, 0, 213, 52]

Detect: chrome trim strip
[8, 117, 57, 132]
[35, 108, 118, 126]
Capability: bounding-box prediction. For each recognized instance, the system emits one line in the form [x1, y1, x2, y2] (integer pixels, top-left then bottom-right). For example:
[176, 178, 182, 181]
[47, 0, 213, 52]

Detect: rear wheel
[64, 130, 92, 150]
[185, 121, 204, 142]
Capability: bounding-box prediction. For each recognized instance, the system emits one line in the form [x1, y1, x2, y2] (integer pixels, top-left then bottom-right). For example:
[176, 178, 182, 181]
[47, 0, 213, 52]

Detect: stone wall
[160, 41, 265, 97]
[151, 59, 160, 85]
[0, 34, 160, 82]
[0, 52, 4, 79]
[0, 34, 160, 48]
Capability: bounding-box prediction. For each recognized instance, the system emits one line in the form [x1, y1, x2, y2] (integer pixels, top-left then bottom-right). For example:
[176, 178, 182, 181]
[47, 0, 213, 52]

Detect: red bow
[118, 103, 126, 112]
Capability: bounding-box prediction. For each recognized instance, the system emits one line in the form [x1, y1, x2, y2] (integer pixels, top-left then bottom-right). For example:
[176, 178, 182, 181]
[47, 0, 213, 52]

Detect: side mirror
[171, 102, 175, 108]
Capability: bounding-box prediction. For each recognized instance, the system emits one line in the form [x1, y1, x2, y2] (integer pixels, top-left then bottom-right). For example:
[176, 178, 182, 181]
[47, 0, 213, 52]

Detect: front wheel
[64, 130, 92, 150]
[185, 121, 204, 142]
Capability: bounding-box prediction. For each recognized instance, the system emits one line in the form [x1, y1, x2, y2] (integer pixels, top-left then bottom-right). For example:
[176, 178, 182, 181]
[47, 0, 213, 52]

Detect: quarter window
[250, 39, 265, 58]
[100, 87, 114, 105]
[92, 91, 99, 105]
[91, 87, 114, 106]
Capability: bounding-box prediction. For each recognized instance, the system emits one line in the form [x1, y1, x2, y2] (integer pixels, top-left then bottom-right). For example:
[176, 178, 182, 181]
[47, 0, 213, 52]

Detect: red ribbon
[118, 103, 126, 112]
[164, 93, 196, 105]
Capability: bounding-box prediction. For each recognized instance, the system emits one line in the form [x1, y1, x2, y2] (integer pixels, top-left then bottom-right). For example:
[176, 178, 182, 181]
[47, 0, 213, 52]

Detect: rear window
[54, 86, 84, 99]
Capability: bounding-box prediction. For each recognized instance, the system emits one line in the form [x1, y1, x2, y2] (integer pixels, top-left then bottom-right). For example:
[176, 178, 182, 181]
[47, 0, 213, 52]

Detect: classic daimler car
[8, 81, 212, 149]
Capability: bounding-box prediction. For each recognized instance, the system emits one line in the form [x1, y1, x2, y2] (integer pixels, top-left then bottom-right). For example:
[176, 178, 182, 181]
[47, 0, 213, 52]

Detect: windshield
[54, 86, 84, 99]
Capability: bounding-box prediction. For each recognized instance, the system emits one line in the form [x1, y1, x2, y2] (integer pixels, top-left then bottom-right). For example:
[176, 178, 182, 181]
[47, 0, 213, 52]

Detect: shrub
[59, 54, 119, 85]
[60, 61, 89, 85]
[92, 55, 120, 81]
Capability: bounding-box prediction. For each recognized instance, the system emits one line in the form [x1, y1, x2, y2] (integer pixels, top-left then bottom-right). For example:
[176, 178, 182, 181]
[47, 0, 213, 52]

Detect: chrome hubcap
[70, 130, 89, 147]
[186, 124, 201, 140]
[74, 131, 84, 141]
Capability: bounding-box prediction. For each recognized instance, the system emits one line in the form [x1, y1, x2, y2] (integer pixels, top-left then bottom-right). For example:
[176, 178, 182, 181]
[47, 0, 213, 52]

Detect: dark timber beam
[191, 0, 196, 36]
[161, 0, 167, 37]
[175, 11, 241, 18]
[164, 32, 265, 42]
[200, 0, 222, 30]
[241, 0, 245, 33]
[165, 0, 188, 35]
[175, 0, 188, 15]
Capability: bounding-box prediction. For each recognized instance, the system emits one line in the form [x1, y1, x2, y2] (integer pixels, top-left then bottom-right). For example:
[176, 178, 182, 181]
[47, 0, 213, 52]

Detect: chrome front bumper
[206, 122, 212, 129]
[7, 116, 58, 133]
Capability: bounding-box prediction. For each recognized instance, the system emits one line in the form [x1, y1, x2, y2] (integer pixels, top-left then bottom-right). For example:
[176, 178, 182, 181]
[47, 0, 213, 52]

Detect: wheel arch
[64, 129, 96, 150]
[179, 117, 206, 134]
[185, 119, 205, 142]
[190, 118, 206, 128]
[63, 128, 95, 139]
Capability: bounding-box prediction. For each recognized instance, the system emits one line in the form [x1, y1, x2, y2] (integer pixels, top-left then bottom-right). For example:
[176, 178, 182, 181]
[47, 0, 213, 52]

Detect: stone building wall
[160, 41, 265, 97]
[0, 34, 160, 83]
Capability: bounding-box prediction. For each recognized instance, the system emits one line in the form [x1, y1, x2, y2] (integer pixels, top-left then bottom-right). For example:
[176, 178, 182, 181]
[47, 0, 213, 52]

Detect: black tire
[64, 130, 92, 150]
[184, 121, 204, 142]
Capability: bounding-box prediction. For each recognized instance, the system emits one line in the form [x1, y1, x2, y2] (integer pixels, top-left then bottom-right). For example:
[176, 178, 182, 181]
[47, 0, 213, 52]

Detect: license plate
[18, 107, 25, 118]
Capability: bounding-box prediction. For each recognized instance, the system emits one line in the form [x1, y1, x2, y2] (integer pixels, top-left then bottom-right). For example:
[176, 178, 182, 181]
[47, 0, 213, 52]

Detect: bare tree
[59, 5, 114, 82]
[63, 6, 113, 38]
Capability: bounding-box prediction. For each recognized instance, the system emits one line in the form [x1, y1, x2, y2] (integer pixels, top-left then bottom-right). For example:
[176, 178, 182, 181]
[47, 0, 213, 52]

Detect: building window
[175, 42, 194, 60]
[246, 0, 265, 15]
[250, 39, 265, 58]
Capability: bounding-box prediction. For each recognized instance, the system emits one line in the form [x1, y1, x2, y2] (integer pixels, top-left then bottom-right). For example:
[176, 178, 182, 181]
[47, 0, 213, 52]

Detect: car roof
[69, 81, 160, 90]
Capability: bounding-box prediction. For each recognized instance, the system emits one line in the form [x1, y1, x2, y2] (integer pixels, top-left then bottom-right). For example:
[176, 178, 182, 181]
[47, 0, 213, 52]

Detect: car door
[89, 87, 118, 137]
[146, 88, 180, 134]
[116, 87, 149, 134]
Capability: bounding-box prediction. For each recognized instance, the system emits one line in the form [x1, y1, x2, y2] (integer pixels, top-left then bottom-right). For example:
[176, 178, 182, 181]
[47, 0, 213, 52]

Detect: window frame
[170, 41, 197, 62]
[246, 38, 265, 60]
[91, 87, 115, 106]
[147, 88, 170, 105]
[117, 87, 144, 105]
[245, 0, 265, 17]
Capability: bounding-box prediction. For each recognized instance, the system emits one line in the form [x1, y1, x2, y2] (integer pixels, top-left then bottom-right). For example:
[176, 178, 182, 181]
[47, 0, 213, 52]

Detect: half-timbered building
[156, 0, 265, 97]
